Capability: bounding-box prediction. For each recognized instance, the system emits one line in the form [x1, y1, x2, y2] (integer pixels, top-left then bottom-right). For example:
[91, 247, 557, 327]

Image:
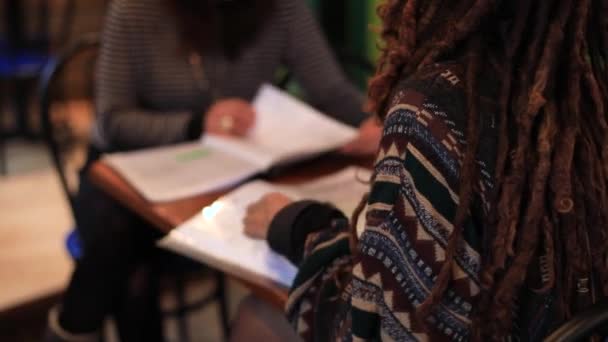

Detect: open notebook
[158, 166, 372, 288]
[104, 84, 358, 202]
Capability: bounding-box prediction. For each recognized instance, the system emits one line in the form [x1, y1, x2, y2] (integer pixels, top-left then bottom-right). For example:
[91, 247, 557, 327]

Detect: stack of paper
[159, 167, 372, 288]
[104, 84, 358, 202]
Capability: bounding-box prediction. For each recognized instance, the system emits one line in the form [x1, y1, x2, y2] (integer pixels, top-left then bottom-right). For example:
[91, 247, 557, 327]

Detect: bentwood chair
[544, 300, 608, 341]
[0, 0, 77, 175]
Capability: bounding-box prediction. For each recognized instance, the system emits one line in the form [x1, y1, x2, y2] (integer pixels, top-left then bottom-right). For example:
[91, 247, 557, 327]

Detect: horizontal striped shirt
[92, 0, 366, 150]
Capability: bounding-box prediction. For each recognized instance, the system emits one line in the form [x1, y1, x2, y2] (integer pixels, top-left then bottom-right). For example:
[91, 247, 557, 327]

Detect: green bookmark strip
[175, 148, 210, 163]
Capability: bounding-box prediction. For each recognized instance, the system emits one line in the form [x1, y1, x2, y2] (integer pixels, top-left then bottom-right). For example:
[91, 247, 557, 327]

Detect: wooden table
[89, 154, 371, 307]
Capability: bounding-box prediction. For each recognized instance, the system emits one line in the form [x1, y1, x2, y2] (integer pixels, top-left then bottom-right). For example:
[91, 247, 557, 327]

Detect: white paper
[203, 84, 359, 169]
[159, 210, 298, 288]
[104, 84, 359, 202]
[296, 167, 372, 216]
[104, 142, 260, 202]
[158, 167, 372, 288]
[251, 84, 359, 164]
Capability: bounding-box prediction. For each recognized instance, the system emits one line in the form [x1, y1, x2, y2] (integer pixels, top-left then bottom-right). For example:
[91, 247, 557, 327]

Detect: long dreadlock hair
[359, 0, 608, 339]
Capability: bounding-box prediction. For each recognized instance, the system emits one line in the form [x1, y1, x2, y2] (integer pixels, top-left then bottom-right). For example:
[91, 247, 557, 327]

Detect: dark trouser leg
[58, 175, 163, 340]
[114, 258, 163, 342]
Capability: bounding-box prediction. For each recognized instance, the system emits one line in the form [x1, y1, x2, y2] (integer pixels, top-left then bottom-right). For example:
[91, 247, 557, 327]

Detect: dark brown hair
[165, 0, 276, 59]
[365, 0, 608, 339]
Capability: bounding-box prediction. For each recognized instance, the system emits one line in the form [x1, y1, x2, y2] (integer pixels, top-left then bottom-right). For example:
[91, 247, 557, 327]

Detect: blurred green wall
[306, 0, 382, 88]
[307, 0, 381, 59]
[367, 0, 382, 61]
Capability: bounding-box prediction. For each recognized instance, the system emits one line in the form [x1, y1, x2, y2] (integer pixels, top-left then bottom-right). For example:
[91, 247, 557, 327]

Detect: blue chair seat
[0, 50, 50, 79]
[65, 229, 83, 260]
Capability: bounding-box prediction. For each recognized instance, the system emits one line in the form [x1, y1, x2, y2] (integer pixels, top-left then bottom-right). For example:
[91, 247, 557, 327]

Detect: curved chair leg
[174, 274, 190, 342]
[215, 272, 231, 341]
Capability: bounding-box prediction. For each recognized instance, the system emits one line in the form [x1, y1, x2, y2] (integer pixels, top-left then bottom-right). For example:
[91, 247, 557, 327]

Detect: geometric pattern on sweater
[286, 63, 496, 341]
[352, 84, 482, 340]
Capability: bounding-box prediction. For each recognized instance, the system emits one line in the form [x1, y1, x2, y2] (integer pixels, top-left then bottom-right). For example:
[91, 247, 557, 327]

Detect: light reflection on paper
[202, 201, 225, 220]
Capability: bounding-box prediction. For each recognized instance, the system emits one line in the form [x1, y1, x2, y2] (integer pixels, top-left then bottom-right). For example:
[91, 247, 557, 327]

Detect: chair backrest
[544, 300, 608, 342]
[4, 0, 76, 52]
[39, 34, 99, 214]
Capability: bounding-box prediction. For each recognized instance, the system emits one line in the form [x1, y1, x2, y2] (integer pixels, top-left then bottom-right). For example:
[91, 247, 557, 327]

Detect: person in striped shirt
[47, 0, 381, 341]
[241, 0, 608, 340]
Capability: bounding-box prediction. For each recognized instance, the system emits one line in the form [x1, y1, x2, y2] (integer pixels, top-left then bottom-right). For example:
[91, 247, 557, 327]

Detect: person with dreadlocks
[237, 0, 608, 340]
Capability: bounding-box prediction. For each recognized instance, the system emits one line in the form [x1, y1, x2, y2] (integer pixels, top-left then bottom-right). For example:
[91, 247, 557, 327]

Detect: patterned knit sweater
[268, 62, 506, 341]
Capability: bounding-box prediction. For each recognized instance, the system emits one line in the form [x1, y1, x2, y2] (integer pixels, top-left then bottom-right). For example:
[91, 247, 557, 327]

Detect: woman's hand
[205, 98, 256, 137]
[339, 116, 383, 156]
[243, 193, 293, 240]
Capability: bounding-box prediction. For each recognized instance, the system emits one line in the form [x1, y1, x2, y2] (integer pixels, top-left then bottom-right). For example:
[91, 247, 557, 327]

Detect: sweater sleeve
[285, 68, 484, 341]
[267, 200, 346, 265]
[94, 0, 201, 151]
[282, 0, 368, 127]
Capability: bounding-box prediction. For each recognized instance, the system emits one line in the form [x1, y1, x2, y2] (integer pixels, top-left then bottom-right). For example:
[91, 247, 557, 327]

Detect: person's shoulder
[107, 0, 164, 22]
[386, 61, 468, 136]
[273, 0, 312, 21]
[380, 62, 468, 183]
[389, 61, 465, 110]
[274, 0, 303, 11]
